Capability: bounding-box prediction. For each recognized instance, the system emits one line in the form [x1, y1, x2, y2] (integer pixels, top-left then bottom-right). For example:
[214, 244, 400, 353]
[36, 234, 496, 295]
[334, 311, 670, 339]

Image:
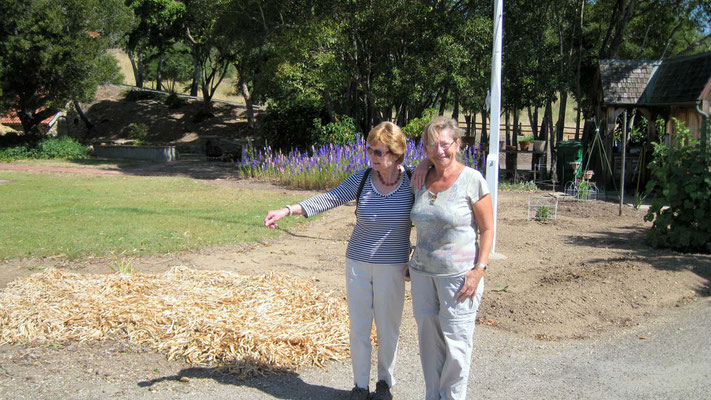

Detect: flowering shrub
[239, 136, 481, 190]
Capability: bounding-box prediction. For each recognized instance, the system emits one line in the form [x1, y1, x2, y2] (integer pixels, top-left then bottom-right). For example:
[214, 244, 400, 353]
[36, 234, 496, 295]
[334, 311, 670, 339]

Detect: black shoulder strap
[355, 168, 372, 216]
[405, 167, 414, 207]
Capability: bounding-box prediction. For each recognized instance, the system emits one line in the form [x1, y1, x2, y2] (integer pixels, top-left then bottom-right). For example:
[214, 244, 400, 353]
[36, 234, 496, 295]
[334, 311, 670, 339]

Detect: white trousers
[346, 258, 406, 390]
[411, 271, 484, 400]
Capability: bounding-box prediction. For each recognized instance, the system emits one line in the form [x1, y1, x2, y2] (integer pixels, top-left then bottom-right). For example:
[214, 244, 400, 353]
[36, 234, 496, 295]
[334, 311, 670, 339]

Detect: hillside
[66, 85, 258, 154]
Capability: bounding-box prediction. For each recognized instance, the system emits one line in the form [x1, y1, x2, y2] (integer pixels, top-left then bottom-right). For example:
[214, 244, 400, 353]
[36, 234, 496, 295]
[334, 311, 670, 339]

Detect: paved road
[144, 297, 711, 399]
[469, 297, 711, 399]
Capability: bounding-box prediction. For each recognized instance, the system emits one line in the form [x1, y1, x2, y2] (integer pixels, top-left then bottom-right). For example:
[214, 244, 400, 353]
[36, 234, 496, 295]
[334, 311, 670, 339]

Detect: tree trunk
[239, 78, 255, 129]
[528, 106, 539, 139]
[156, 52, 165, 92]
[190, 53, 201, 97]
[17, 107, 54, 139]
[438, 86, 449, 116]
[505, 109, 511, 145]
[599, 0, 638, 58]
[73, 100, 94, 133]
[127, 50, 144, 88]
[556, 91, 568, 142]
[512, 109, 520, 180]
[480, 109, 488, 145]
[471, 113, 476, 139]
[545, 101, 555, 176]
[575, 0, 585, 140]
[18, 109, 40, 138]
[452, 93, 460, 122]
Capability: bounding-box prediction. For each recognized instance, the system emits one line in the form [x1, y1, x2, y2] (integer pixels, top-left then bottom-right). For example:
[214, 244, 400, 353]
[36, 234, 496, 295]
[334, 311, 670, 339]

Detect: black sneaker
[371, 380, 392, 400]
[348, 386, 370, 400]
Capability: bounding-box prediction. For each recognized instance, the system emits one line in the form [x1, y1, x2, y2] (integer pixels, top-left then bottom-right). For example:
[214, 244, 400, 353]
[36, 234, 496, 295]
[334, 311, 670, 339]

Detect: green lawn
[0, 171, 310, 260]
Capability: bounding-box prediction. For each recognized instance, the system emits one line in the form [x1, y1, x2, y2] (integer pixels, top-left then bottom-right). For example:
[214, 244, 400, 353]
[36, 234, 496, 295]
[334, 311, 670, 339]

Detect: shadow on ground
[137, 366, 349, 400]
[69, 156, 244, 180]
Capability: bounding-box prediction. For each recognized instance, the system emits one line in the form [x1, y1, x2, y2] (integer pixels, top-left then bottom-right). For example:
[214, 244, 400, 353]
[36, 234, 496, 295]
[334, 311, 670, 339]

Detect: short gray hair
[422, 116, 463, 148]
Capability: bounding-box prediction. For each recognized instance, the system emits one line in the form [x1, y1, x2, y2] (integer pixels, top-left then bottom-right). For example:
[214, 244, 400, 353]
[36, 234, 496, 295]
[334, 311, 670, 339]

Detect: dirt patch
[484, 194, 710, 340]
[2, 182, 709, 341]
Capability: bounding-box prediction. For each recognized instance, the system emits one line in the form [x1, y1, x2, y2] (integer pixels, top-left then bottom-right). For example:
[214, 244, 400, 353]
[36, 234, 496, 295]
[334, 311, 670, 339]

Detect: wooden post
[619, 110, 627, 216]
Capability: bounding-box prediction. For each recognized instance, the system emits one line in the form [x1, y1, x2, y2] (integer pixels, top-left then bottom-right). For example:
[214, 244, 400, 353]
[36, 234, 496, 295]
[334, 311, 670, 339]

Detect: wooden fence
[458, 121, 579, 141]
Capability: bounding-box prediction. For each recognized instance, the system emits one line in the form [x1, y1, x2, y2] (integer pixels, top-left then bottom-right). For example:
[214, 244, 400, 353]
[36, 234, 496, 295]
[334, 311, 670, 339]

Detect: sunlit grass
[0, 171, 308, 260]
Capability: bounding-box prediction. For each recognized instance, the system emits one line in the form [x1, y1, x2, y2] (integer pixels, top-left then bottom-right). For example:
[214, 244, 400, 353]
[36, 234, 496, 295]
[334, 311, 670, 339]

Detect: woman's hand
[455, 268, 484, 302]
[265, 204, 305, 228]
[410, 157, 432, 190]
[264, 208, 289, 228]
[402, 266, 411, 282]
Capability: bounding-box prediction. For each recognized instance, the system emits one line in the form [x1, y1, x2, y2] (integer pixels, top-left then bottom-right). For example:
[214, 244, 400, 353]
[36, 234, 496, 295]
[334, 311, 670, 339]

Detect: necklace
[429, 191, 438, 205]
[377, 168, 402, 186]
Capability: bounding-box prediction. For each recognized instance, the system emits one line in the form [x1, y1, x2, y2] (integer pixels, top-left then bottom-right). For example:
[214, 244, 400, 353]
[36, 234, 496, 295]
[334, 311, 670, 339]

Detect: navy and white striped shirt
[299, 168, 414, 264]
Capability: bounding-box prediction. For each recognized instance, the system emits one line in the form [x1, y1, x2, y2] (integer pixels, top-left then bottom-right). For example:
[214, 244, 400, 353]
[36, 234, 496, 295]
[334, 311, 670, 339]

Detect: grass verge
[0, 171, 309, 260]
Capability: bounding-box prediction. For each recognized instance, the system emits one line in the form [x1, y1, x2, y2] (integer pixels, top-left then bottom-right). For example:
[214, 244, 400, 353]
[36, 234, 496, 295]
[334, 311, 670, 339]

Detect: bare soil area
[2, 178, 708, 341]
[1, 166, 710, 398]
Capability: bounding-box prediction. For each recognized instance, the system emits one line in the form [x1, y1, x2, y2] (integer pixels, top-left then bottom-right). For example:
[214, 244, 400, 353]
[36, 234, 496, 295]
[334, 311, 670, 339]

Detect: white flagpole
[485, 0, 503, 253]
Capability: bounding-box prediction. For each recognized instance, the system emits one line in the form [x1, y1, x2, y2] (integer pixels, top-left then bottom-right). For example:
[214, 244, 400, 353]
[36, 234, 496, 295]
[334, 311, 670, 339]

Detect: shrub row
[0, 136, 90, 161]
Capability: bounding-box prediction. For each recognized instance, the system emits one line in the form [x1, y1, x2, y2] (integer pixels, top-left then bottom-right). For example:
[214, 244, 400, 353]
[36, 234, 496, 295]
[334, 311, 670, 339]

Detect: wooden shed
[592, 51, 711, 187]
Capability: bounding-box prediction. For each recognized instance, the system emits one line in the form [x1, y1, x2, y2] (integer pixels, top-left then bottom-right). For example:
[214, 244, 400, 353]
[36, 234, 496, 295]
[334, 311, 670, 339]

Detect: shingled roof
[599, 60, 661, 105]
[599, 51, 711, 106]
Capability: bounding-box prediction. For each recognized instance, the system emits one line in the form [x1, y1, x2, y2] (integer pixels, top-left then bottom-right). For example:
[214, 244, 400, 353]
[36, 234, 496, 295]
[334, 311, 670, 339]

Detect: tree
[181, 0, 237, 109]
[124, 0, 186, 90]
[221, 0, 313, 127]
[0, 0, 132, 137]
[253, 0, 493, 133]
[144, 42, 194, 92]
[576, 0, 711, 116]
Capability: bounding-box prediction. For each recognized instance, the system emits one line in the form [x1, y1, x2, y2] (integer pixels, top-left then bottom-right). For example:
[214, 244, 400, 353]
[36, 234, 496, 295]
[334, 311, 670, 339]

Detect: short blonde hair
[367, 121, 407, 164]
[422, 116, 463, 149]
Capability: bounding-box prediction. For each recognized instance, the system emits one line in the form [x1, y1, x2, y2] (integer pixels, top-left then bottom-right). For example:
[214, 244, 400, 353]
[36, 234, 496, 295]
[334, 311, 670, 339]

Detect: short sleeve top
[409, 167, 490, 276]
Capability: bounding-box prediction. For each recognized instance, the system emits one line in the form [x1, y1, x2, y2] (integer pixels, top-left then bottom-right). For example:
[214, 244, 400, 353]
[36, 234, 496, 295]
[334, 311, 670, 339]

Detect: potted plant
[519, 135, 534, 151]
[533, 138, 546, 153]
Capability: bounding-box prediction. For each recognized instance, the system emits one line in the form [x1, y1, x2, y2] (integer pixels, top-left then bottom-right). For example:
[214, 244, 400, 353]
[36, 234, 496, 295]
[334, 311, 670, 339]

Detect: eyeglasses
[367, 147, 391, 157]
[425, 140, 457, 151]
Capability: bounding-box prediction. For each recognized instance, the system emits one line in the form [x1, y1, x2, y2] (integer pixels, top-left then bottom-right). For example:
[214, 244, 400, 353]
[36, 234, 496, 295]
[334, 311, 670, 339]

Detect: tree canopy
[2, 0, 710, 138]
[0, 0, 132, 136]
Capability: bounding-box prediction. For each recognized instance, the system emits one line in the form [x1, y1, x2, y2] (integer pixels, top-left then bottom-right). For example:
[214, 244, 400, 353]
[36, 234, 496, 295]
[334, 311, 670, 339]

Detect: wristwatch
[474, 262, 487, 271]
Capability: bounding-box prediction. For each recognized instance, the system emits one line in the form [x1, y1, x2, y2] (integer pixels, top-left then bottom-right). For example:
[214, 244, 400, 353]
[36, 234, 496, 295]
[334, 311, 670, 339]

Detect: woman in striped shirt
[265, 121, 426, 400]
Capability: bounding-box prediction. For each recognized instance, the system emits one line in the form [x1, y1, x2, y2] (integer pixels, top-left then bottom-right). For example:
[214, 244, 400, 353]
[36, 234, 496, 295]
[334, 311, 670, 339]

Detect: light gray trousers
[411, 270, 484, 400]
[346, 258, 406, 390]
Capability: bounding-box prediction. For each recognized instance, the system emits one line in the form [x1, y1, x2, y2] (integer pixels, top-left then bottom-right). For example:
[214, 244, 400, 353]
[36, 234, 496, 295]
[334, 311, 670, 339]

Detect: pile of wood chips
[0, 267, 350, 376]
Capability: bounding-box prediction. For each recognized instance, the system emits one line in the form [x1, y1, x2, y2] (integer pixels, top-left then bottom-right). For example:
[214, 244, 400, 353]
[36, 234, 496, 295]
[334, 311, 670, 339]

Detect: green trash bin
[556, 140, 583, 184]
